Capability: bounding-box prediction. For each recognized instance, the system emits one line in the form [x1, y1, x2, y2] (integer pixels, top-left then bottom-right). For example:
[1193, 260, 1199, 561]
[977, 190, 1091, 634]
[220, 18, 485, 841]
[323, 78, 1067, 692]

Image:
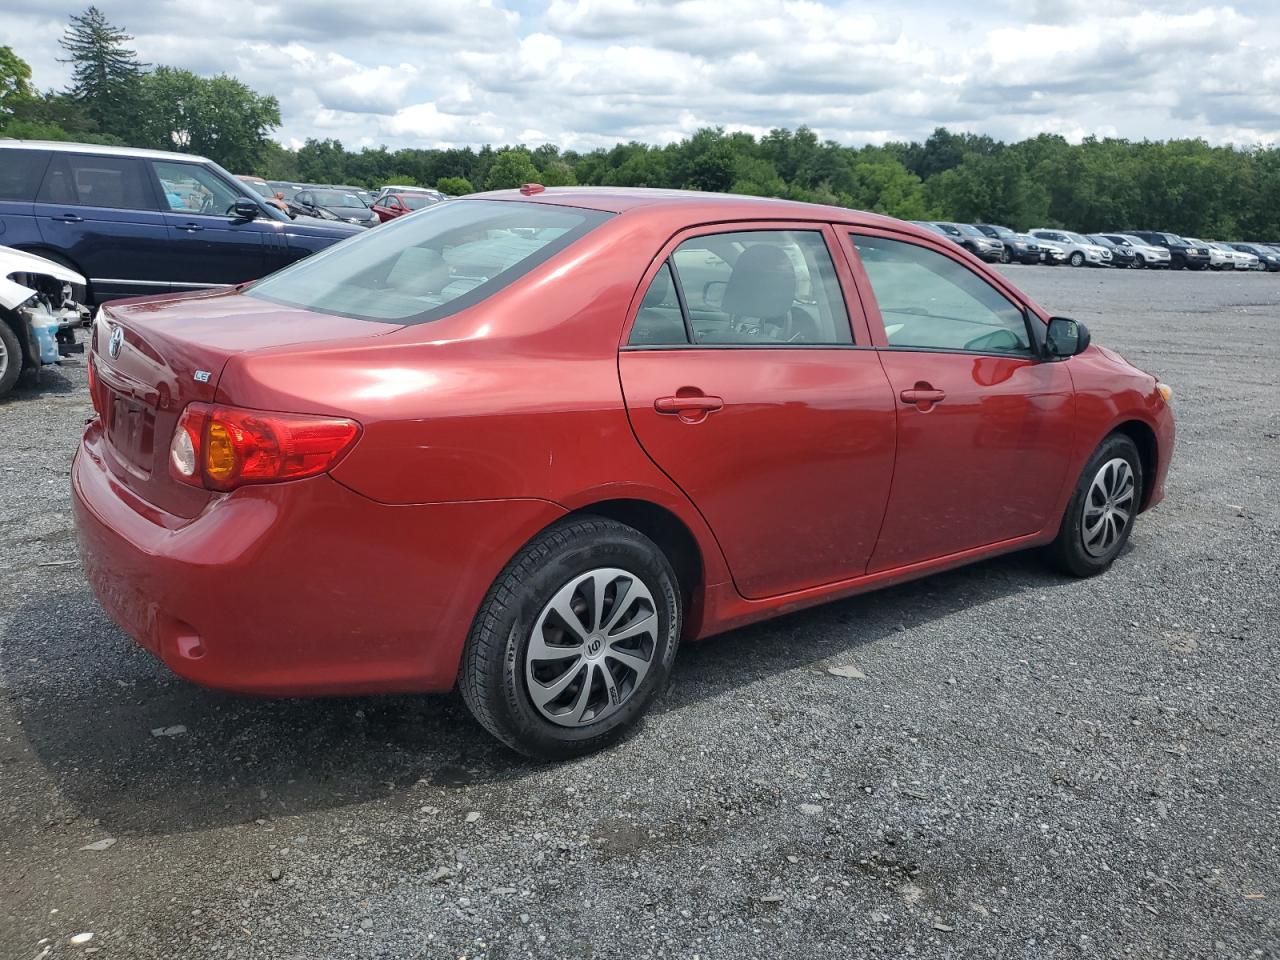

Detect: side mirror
[1045, 316, 1091, 359]
[232, 198, 260, 221]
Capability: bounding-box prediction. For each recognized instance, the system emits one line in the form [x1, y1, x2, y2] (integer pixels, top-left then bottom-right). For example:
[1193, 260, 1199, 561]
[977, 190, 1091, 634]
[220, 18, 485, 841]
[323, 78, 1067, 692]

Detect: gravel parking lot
[2, 266, 1277, 959]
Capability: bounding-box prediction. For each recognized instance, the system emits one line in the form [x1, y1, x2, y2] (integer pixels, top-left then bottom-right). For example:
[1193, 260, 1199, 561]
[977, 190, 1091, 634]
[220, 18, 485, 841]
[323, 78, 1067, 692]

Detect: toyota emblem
[108, 325, 124, 359]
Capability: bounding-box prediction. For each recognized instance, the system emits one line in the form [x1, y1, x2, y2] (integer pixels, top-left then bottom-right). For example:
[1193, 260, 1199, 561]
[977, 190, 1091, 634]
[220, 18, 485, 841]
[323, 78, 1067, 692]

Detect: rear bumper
[72, 420, 565, 696]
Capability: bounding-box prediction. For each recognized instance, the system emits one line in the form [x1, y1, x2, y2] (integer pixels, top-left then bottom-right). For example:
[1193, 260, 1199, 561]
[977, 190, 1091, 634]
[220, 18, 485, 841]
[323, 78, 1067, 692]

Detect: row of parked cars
[236, 176, 445, 227]
[914, 221, 1280, 273]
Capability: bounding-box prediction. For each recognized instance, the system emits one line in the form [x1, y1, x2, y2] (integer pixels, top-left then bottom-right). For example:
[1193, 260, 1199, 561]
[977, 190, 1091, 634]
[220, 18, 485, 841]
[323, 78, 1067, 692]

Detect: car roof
[470, 186, 915, 231]
[0, 138, 214, 163]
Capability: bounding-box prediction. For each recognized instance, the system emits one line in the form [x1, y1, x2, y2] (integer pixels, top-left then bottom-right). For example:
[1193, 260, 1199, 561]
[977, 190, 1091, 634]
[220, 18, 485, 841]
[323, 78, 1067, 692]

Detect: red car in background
[72, 187, 1174, 759]
[371, 191, 442, 222]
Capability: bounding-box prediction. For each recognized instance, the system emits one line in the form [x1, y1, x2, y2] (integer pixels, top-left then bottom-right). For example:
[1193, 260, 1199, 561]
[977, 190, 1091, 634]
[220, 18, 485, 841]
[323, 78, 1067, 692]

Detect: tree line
[3, 8, 1279, 239]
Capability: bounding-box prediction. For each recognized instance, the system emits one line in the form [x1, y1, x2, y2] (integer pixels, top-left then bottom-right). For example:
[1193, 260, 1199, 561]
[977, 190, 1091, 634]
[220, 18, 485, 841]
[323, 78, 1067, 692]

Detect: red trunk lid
[90, 288, 397, 518]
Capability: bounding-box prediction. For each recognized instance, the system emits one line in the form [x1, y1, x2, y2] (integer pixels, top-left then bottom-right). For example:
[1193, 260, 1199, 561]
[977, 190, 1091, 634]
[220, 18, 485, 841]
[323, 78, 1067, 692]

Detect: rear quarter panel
[215, 212, 736, 588]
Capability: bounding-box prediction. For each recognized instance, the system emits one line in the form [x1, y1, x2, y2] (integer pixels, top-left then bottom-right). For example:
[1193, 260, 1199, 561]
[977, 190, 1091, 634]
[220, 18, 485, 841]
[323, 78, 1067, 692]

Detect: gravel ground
[1, 266, 1277, 960]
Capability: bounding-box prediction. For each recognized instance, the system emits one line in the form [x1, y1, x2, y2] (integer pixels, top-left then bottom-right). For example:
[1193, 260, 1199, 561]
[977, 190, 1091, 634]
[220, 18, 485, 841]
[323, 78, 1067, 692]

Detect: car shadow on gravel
[0, 362, 81, 406]
[4, 552, 1065, 838]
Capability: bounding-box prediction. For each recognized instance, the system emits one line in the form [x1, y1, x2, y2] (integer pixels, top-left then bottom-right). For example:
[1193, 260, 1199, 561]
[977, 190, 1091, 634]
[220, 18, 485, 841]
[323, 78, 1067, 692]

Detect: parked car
[1085, 235, 1138, 268]
[931, 222, 1004, 262]
[373, 185, 444, 205]
[1027, 229, 1112, 267]
[1096, 234, 1171, 269]
[0, 141, 362, 304]
[1229, 243, 1280, 272]
[235, 175, 289, 213]
[973, 224, 1043, 264]
[1202, 241, 1258, 271]
[72, 186, 1175, 758]
[370, 191, 442, 223]
[0, 245, 91, 397]
[1128, 232, 1210, 271]
[1183, 237, 1235, 271]
[291, 188, 378, 228]
[1036, 239, 1068, 265]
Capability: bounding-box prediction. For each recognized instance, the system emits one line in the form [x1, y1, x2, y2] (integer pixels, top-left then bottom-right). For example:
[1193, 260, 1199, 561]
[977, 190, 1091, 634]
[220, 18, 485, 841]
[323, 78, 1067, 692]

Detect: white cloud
[1, 0, 1276, 151]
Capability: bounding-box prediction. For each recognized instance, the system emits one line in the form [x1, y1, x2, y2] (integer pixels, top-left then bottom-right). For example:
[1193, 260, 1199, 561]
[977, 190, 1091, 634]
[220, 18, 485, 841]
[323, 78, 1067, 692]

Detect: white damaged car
[0, 246, 90, 398]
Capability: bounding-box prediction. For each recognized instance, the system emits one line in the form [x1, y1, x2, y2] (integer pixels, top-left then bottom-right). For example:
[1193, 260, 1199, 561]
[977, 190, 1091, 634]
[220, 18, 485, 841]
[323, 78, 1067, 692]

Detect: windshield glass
[311, 190, 366, 208]
[935, 223, 962, 236]
[243, 180, 272, 198]
[1063, 231, 1090, 244]
[402, 194, 438, 210]
[957, 224, 985, 237]
[248, 199, 611, 324]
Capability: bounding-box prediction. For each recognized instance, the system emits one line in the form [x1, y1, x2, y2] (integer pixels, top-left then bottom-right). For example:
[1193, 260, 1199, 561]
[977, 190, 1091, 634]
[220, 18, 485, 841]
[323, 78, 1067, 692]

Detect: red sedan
[72, 187, 1174, 758]
[370, 191, 441, 223]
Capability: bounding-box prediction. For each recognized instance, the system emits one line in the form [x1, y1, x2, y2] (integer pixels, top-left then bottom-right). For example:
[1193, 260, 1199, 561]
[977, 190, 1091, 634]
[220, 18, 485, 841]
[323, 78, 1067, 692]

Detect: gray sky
[5, 0, 1278, 151]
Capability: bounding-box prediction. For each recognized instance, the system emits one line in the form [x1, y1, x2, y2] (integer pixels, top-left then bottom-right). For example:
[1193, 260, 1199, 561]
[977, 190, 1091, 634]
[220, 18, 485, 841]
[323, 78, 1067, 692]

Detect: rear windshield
[247, 199, 611, 324]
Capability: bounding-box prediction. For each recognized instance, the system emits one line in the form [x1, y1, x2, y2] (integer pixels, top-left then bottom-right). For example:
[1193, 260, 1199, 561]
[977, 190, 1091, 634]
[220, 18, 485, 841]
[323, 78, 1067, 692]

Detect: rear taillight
[169, 402, 360, 492]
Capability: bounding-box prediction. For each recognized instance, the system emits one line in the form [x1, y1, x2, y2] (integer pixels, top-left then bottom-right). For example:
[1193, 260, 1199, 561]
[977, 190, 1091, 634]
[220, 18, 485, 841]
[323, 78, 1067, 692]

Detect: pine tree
[58, 6, 147, 137]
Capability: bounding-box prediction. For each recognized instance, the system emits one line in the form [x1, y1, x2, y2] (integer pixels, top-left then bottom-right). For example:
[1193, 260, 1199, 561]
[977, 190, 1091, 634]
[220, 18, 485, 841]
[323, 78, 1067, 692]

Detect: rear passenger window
[37, 154, 155, 210]
[0, 149, 51, 201]
[671, 230, 852, 345]
[629, 263, 688, 345]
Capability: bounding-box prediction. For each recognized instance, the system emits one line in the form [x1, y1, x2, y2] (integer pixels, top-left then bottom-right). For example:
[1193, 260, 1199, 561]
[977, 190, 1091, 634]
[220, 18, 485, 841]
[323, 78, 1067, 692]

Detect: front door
[843, 230, 1075, 572]
[151, 160, 267, 288]
[618, 224, 897, 600]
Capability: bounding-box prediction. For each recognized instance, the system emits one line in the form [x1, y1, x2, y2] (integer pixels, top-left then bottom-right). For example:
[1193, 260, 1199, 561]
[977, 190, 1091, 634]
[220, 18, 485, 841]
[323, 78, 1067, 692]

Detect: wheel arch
[564, 498, 706, 629]
[1110, 419, 1158, 511]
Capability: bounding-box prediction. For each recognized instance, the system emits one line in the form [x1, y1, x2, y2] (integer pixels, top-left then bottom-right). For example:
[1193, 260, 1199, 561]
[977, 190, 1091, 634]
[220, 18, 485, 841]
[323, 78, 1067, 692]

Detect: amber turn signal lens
[1156, 382, 1173, 403]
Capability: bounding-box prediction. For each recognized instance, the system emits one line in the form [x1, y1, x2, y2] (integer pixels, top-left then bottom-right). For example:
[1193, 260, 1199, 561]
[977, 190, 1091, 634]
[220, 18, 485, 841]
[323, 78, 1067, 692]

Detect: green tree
[0, 45, 33, 117]
[58, 6, 147, 138]
[134, 67, 279, 171]
[437, 176, 474, 195]
[484, 148, 540, 190]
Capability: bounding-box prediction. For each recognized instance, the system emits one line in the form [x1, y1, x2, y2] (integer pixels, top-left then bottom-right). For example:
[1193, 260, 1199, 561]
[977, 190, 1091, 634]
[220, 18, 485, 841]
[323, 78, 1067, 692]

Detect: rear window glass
[0, 149, 51, 201]
[37, 153, 155, 210]
[247, 199, 611, 324]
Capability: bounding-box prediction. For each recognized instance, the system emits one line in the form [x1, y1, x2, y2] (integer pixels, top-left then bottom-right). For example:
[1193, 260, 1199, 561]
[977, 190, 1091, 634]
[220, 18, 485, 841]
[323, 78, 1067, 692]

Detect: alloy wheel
[0, 336, 9, 380]
[1081, 458, 1136, 558]
[525, 567, 658, 727]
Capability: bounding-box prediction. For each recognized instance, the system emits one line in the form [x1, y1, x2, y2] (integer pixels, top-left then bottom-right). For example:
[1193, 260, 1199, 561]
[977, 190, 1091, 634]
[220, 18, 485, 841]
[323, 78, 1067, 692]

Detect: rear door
[0, 148, 51, 250]
[840, 229, 1074, 572]
[618, 223, 897, 600]
[150, 159, 268, 288]
[34, 151, 171, 301]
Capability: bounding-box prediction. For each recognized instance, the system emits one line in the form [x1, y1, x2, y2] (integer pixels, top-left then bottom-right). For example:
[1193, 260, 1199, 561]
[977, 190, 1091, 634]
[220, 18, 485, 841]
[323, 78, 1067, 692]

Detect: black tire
[999, 246, 1012, 264]
[1046, 433, 1144, 578]
[460, 516, 681, 760]
[1134, 254, 1146, 269]
[0, 319, 23, 399]
[1069, 251, 1085, 267]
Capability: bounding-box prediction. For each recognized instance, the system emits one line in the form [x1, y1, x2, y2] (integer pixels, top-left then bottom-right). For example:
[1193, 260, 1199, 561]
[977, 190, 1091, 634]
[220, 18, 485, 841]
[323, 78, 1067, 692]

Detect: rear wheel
[460, 516, 681, 759]
[1047, 434, 1143, 578]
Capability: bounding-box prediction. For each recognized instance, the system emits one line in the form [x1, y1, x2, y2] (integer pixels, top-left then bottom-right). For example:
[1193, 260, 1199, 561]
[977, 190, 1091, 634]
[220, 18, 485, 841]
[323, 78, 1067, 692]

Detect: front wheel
[1046, 434, 1143, 578]
[1069, 251, 1085, 267]
[460, 516, 681, 759]
[0, 319, 23, 399]
[1000, 247, 1012, 264]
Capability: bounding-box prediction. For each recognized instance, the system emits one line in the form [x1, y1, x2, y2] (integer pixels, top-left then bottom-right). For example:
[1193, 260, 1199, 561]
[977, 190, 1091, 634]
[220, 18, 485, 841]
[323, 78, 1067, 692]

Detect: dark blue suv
[0, 141, 362, 304]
